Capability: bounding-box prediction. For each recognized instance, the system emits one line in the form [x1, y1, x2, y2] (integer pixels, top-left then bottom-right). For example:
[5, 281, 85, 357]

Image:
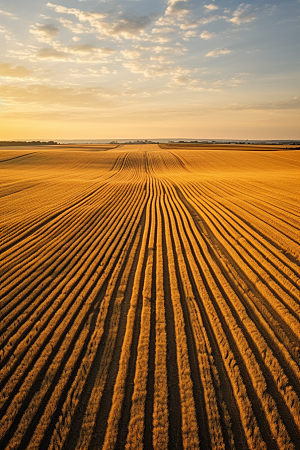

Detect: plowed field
[1, 143, 299, 450]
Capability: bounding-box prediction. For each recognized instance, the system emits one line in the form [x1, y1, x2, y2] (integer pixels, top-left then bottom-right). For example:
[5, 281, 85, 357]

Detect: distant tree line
[0, 141, 58, 146]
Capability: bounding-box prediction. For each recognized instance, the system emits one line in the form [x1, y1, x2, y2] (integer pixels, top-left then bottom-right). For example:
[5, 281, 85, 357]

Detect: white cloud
[206, 48, 232, 57]
[165, 0, 190, 17]
[198, 15, 226, 25]
[166, 72, 222, 91]
[200, 30, 216, 39]
[72, 36, 81, 42]
[30, 24, 60, 42]
[151, 27, 175, 34]
[121, 49, 142, 59]
[58, 18, 90, 34]
[69, 67, 110, 78]
[63, 44, 115, 55]
[141, 34, 171, 43]
[121, 45, 187, 79]
[183, 30, 197, 40]
[95, 67, 110, 74]
[123, 60, 169, 77]
[155, 16, 178, 26]
[47, 3, 107, 21]
[179, 21, 199, 30]
[141, 45, 187, 55]
[150, 55, 173, 64]
[204, 4, 219, 12]
[0, 9, 14, 17]
[48, 3, 155, 39]
[33, 44, 115, 62]
[213, 77, 244, 87]
[229, 4, 256, 25]
[8, 48, 33, 59]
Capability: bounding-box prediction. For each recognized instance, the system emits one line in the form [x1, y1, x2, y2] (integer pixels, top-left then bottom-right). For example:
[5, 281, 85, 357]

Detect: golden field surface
[0, 143, 300, 450]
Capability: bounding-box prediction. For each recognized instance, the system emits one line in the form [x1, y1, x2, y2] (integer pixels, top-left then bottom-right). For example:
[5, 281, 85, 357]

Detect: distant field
[1, 143, 299, 450]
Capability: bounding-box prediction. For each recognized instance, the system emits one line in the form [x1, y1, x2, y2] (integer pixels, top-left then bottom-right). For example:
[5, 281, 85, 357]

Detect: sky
[0, 0, 299, 140]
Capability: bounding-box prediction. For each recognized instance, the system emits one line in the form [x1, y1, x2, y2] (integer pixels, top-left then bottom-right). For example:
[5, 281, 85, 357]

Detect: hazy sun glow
[0, 0, 299, 140]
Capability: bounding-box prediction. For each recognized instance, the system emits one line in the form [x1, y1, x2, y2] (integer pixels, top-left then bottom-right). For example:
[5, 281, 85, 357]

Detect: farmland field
[0, 143, 300, 450]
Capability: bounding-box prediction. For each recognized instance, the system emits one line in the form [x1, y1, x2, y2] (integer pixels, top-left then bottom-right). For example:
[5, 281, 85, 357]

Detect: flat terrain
[0, 143, 299, 450]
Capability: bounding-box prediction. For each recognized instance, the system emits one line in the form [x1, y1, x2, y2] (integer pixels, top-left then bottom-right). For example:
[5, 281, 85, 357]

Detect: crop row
[0, 145, 299, 449]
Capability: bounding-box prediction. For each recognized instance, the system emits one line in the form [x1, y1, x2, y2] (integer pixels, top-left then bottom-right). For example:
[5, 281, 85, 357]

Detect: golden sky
[0, 0, 299, 140]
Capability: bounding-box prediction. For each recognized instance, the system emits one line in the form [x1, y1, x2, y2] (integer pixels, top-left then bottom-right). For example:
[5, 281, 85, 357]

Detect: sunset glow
[0, 0, 299, 139]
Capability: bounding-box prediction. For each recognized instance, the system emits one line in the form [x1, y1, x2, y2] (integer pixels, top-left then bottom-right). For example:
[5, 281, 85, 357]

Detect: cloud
[206, 48, 232, 57]
[150, 55, 174, 64]
[198, 15, 226, 25]
[0, 9, 14, 17]
[122, 60, 170, 77]
[165, 0, 190, 17]
[141, 34, 171, 43]
[200, 30, 216, 39]
[265, 5, 276, 16]
[121, 49, 142, 59]
[120, 43, 189, 78]
[213, 77, 245, 88]
[34, 44, 115, 61]
[0, 83, 116, 109]
[151, 27, 175, 34]
[169, 75, 190, 85]
[183, 30, 197, 40]
[166, 73, 221, 91]
[204, 4, 219, 12]
[179, 21, 199, 30]
[122, 47, 189, 80]
[47, 3, 107, 21]
[155, 16, 178, 26]
[0, 62, 31, 78]
[138, 45, 187, 55]
[144, 67, 171, 78]
[105, 13, 155, 38]
[63, 44, 115, 55]
[48, 3, 155, 39]
[58, 18, 90, 34]
[35, 48, 70, 60]
[229, 4, 256, 25]
[30, 24, 60, 41]
[7, 48, 33, 59]
[88, 67, 110, 75]
[227, 97, 300, 111]
[66, 67, 111, 80]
